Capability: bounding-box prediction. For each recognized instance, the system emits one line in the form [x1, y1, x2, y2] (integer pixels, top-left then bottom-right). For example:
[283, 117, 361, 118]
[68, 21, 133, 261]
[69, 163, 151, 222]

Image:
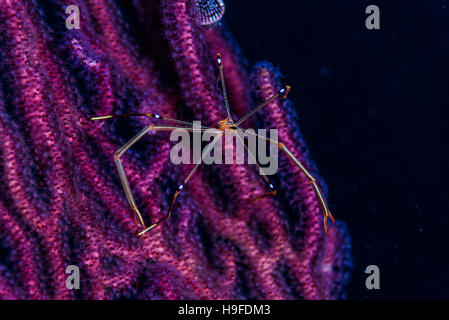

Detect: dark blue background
[227, 0, 449, 299]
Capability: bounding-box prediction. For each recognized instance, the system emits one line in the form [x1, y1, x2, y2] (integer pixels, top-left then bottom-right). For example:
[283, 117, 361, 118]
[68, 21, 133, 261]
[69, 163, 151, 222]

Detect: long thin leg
[113, 125, 214, 232]
[90, 113, 213, 129]
[137, 132, 224, 237]
[233, 129, 276, 202]
[279, 142, 335, 233]
[242, 130, 335, 233]
[216, 53, 233, 122]
[234, 85, 291, 127]
[115, 126, 151, 228]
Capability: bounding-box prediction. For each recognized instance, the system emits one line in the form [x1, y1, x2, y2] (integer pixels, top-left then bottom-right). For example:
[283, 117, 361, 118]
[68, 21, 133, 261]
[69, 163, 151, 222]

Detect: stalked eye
[192, 0, 226, 26]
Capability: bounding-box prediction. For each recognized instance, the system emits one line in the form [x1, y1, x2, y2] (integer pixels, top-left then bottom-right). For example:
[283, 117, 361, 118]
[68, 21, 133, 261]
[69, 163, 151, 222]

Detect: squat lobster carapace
[90, 53, 335, 237]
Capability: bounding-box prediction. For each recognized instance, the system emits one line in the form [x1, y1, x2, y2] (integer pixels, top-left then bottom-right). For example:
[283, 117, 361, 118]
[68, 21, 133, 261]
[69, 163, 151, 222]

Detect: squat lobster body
[90, 54, 335, 236]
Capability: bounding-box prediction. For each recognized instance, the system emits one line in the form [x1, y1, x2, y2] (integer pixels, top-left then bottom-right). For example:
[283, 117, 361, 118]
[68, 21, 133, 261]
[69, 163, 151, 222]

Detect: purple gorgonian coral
[0, 0, 351, 299]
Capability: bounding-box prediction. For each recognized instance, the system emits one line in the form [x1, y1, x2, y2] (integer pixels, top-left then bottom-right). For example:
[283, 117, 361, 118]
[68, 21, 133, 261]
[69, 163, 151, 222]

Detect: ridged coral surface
[0, 0, 351, 299]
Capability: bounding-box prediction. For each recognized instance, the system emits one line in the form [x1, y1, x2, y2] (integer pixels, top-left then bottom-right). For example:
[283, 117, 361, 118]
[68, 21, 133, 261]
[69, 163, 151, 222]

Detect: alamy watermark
[169, 121, 279, 176]
[65, 265, 80, 290]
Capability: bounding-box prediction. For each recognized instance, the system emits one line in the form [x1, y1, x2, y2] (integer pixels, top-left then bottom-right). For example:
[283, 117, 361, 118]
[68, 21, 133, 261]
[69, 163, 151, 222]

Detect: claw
[281, 85, 291, 100]
[323, 210, 335, 234]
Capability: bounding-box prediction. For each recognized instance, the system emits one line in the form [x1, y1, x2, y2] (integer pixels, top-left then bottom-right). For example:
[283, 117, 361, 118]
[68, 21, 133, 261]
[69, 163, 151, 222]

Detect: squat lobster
[90, 54, 335, 236]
